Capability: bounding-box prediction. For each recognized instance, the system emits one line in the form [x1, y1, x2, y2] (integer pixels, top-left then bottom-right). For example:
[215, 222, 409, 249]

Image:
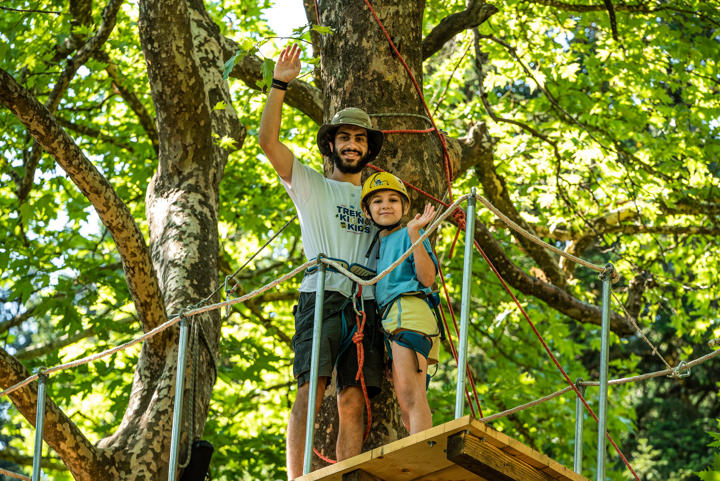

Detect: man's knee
[292, 378, 327, 418]
[337, 386, 364, 419]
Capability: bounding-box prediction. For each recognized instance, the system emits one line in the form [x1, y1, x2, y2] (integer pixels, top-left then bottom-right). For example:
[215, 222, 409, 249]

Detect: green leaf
[222, 51, 240, 80]
[311, 25, 334, 35]
[259, 58, 275, 91]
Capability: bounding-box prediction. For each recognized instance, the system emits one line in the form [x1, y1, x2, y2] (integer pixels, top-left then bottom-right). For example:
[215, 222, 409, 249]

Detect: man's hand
[274, 43, 301, 83]
[407, 203, 436, 237]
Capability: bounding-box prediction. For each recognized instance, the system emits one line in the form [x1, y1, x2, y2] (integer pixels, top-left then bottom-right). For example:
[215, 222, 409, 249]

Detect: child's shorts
[381, 295, 440, 365]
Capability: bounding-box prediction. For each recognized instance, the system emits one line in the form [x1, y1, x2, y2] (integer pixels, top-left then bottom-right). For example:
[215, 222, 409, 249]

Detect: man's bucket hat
[316, 107, 384, 162]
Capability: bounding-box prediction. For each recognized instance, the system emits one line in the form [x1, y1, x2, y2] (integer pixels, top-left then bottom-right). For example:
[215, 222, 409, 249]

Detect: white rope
[0, 468, 31, 481]
[580, 348, 720, 386]
[321, 193, 472, 286]
[0, 259, 315, 400]
[478, 386, 574, 423]
[472, 192, 604, 273]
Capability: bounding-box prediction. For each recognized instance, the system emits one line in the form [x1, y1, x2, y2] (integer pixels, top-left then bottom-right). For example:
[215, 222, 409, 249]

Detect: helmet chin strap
[365, 218, 401, 259]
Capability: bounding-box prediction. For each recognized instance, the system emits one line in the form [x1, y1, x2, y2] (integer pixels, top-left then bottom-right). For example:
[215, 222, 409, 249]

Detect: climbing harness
[312, 283, 373, 465]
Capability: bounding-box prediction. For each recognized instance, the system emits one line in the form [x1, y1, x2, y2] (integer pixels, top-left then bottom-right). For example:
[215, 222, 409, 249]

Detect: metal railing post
[596, 264, 613, 481]
[31, 371, 47, 481]
[455, 189, 477, 418]
[168, 316, 190, 481]
[574, 378, 586, 474]
[304, 256, 327, 475]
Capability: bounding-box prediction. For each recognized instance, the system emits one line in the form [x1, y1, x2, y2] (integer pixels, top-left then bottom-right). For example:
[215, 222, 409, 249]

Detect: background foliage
[1, 0, 719, 480]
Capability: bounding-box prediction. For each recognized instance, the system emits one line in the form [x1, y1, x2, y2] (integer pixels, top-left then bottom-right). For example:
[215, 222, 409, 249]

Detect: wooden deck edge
[294, 416, 589, 481]
[295, 416, 474, 481]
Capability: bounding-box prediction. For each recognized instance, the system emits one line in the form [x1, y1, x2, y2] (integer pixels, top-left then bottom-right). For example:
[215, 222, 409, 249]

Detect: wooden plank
[295, 416, 475, 481]
[447, 431, 555, 481]
[465, 419, 586, 481]
[342, 469, 386, 481]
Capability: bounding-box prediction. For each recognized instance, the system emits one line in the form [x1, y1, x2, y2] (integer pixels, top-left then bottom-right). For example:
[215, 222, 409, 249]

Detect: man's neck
[329, 168, 362, 186]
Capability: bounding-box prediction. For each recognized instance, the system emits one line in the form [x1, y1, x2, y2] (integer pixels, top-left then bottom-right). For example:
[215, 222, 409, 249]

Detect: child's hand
[274, 44, 301, 83]
[407, 203, 436, 235]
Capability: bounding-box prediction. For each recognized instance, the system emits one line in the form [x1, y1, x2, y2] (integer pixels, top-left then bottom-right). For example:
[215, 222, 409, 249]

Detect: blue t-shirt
[376, 227, 438, 309]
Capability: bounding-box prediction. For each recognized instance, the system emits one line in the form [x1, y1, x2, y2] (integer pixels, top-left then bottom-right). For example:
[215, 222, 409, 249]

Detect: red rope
[362, 0, 454, 202]
[313, 0, 320, 25]
[313, 286, 372, 465]
[470, 239, 641, 480]
[381, 128, 435, 134]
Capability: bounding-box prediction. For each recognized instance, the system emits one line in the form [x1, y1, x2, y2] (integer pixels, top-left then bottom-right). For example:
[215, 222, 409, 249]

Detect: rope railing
[1, 190, 703, 400]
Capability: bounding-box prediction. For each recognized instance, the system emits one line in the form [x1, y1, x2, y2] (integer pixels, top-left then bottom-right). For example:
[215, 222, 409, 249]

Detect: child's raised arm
[407, 203, 437, 287]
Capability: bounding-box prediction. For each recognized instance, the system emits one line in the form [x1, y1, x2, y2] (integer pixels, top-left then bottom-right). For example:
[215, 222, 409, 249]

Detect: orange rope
[313, 286, 372, 465]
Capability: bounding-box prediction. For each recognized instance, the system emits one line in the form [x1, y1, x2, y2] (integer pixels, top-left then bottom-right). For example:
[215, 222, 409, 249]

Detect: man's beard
[331, 148, 370, 174]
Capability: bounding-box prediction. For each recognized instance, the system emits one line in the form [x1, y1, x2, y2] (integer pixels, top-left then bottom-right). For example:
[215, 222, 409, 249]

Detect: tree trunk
[95, 0, 243, 478]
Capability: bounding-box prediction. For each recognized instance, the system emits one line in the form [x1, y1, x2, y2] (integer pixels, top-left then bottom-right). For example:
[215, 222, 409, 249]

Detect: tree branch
[520, 0, 720, 27]
[241, 302, 292, 347]
[16, 0, 124, 203]
[475, 156, 568, 287]
[0, 68, 167, 334]
[55, 115, 137, 152]
[422, 0, 498, 60]
[0, 450, 67, 472]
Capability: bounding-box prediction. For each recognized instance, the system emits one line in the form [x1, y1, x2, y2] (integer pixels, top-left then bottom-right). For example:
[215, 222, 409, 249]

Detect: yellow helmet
[361, 172, 409, 208]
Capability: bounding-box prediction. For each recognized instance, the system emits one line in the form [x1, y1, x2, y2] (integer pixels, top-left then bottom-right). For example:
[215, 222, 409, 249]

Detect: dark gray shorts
[292, 291, 383, 397]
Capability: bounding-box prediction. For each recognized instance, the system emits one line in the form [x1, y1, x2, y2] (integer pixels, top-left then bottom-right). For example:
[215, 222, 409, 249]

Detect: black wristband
[271, 78, 288, 90]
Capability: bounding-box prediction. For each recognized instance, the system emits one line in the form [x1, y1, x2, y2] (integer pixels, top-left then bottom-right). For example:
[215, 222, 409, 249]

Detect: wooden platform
[296, 416, 588, 481]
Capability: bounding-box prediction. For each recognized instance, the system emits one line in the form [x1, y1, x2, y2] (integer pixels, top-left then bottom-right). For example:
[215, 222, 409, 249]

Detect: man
[257, 44, 385, 479]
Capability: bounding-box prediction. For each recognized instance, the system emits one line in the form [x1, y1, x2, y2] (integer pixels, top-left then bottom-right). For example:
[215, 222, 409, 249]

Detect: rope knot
[452, 209, 466, 230]
[352, 331, 364, 344]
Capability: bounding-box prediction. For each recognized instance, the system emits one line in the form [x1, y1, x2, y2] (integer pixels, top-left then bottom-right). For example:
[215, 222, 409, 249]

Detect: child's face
[365, 190, 408, 227]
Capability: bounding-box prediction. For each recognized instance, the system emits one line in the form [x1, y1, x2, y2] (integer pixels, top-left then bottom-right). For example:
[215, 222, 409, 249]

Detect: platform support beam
[595, 264, 613, 481]
[304, 257, 327, 475]
[455, 189, 477, 418]
[31, 372, 47, 481]
[574, 379, 586, 475]
[447, 430, 554, 481]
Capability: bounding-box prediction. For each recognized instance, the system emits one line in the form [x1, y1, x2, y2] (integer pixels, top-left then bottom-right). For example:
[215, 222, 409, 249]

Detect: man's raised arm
[258, 44, 301, 184]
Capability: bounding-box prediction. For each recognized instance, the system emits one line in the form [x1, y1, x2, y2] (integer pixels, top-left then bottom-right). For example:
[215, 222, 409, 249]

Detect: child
[361, 171, 440, 435]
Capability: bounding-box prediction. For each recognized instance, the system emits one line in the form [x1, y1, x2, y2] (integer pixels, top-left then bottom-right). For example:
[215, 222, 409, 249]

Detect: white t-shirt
[283, 157, 376, 299]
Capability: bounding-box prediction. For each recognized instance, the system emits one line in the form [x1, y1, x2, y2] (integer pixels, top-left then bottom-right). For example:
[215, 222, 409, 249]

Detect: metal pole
[168, 316, 190, 481]
[304, 257, 327, 475]
[31, 372, 47, 481]
[596, 264, 613, 481]
[574, 378, 586, 474]
[455, 188, 477, 418]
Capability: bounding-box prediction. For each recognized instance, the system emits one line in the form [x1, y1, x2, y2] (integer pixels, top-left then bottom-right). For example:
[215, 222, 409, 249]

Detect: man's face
[329, 125, 370, 174]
